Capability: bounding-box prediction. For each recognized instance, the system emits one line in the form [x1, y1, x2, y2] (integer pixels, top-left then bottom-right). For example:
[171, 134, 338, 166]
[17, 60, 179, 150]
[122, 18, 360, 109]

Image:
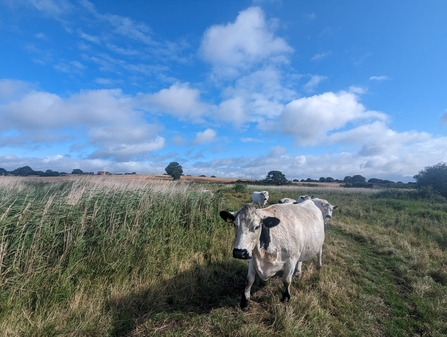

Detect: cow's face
[321, 202, 338, 219]
[220, 205, 280, 259]
[297, 195, 312, 203]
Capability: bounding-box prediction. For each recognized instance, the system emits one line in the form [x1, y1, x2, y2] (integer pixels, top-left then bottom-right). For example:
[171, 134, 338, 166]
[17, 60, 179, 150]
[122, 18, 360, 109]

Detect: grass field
[0, 175, 446, 336]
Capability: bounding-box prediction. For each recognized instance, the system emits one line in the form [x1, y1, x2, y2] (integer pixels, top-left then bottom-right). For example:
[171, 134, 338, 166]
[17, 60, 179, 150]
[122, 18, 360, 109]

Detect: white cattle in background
[295, 196, 338, 222]
[251, 191, 269, 207]
[278, 198, 296, 204]
[310, 198, 338, 222]
[219, 200, 325, 311]
[295, 195, 312, 203]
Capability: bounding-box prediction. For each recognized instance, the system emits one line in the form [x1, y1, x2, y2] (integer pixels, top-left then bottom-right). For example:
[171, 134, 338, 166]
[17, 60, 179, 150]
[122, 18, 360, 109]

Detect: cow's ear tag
[263, 217, 280, 228]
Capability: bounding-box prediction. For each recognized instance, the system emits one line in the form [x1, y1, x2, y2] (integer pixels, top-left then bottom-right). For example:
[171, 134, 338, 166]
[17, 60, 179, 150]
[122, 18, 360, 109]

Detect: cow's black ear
[333, 205, 338, 209]
[263, 216, 280, 228]
[220, 211, 235, 223]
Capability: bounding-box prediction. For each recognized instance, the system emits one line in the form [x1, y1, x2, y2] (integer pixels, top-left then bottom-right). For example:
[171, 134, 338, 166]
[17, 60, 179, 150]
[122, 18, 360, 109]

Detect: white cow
[278, 197, 296, 204]
[310, 198, 338, 222]
[294, 196, 337, 222]
[295, 195, 312, 203]
[220, 200, 325, 311]
[251, 191, 269, 207]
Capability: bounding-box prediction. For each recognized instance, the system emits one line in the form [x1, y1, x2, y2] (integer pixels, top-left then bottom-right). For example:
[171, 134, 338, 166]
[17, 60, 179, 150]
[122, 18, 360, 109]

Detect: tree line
[164, 161, 447, 199]
[2, 162, 446, 199]
[0, 166, 136, 177]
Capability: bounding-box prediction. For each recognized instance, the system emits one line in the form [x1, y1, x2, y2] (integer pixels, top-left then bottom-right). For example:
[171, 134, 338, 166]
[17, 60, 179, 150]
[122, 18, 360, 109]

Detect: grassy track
[0, 176, 446, 336]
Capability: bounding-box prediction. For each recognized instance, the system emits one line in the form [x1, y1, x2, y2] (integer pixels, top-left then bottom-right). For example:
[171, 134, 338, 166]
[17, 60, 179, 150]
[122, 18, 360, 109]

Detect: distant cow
[251, 191, 269, 207]
[278, 198, 296, 204]
[310, 198, 338, 222]
[220, 200, 325, 311]
[295, 196, 337, 222]
[295, 195, 312, 203]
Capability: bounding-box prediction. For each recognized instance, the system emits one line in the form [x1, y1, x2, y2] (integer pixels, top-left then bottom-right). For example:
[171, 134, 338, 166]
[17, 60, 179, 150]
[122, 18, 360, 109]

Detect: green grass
[0, 177, 446, 336]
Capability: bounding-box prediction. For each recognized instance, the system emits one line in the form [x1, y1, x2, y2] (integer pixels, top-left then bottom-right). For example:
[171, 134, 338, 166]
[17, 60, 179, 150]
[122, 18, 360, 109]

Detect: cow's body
[220, 200, 324, 311]
[251, 191, 269, 207]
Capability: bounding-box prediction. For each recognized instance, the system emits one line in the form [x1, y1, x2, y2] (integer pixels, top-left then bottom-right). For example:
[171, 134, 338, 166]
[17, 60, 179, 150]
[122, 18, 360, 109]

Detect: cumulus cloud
[328, 121, 430, 149]
[199, 6, 293, 77]
[261, 91, 387, 146]
[0, 86, 164, 161]
[212, 66, 294, 127]
[140, 82, 211, 122]
[192, 128, 217, 145]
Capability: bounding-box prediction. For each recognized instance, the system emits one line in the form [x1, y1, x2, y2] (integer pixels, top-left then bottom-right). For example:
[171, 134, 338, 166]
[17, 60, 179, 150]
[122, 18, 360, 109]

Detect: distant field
[18, 173, 343, 187]
[0, 175, 446, 336]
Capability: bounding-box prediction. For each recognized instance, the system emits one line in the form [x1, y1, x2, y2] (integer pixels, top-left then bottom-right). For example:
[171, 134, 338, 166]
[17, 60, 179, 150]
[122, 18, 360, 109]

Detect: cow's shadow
[106, 259, 267, 336]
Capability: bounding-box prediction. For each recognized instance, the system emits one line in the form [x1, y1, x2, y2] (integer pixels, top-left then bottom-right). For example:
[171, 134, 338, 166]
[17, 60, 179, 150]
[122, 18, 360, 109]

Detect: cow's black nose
[233, 248, 251, 260]
[325, 215, 332, 219]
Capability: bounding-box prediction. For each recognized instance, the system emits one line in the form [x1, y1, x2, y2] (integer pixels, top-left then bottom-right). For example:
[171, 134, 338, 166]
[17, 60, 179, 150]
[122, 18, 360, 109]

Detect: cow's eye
[254, 225, 260, 231]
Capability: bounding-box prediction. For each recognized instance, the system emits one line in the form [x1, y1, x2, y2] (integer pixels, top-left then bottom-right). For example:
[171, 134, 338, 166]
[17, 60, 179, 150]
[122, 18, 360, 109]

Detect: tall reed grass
[0, 176, 446, 336]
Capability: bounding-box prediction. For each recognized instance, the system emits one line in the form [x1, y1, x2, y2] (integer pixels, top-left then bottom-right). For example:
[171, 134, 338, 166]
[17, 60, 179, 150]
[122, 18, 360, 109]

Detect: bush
[414, 162, 447, 198]
[233, 182, 248, 193]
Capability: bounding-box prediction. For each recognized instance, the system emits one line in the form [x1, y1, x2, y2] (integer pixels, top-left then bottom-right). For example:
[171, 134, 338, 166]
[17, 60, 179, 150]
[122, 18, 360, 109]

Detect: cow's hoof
[281, 293, 291, 303]
[240, 296, 250, 311]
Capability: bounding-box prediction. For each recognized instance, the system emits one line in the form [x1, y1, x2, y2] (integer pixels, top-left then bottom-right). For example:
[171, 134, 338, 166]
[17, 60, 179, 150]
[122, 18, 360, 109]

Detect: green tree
[72, 169, 84, 175]
[351, 175, 366, 183]
[264, 170, 288, 185]
[11, 166, 35, 176]
[165, 162, 183, 180]
[414, 162, 447, 198]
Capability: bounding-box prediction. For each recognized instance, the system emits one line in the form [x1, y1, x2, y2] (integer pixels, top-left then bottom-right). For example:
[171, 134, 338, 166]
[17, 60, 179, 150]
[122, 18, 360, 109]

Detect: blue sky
[1, 0, 447, 182]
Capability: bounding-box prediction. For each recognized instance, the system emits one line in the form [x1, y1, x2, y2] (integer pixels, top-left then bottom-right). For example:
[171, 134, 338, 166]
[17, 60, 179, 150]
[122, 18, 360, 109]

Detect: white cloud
[192, 128, 217, 145]
[213, 66, 294, 126]
[240, 137, 262, 143]
[215, 97, 246, 126]
[17, 0, 73, 17]
[200, 6, 293, 77]
[141, 82, 211, 122]
[77, 28, 101, 44]
[269, 145, 286, 156]
[0, 86, 164, 161]
[304, 75, 327, 92]
[261, 91, 387, 146]
[328, 121, 431, 155]
[369, 76, 391, 81]
[311, 51, 331, 61]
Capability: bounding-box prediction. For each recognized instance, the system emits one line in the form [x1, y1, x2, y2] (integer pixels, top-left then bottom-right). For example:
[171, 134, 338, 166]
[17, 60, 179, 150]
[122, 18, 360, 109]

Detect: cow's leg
[317, 248, 323, 269]
[293, 261, 302, 277]
[241, 260, 256, 311]
[281, 260, 295, 302]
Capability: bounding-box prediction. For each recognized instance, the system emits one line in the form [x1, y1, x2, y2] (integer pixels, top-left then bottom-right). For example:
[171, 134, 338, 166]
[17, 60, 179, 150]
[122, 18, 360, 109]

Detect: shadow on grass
[106, 259, 265, 336]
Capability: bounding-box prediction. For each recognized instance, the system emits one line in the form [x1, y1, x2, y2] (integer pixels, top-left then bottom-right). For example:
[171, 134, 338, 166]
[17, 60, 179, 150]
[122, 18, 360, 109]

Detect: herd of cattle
[219, 190, 337, 311]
